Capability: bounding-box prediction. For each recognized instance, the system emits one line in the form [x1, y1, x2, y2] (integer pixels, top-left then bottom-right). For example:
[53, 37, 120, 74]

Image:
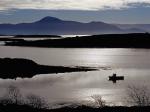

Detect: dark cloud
[0, 0, 150, 11]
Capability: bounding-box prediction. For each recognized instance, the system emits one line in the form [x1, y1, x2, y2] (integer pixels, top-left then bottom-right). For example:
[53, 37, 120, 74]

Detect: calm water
[0, 46, 150, 106]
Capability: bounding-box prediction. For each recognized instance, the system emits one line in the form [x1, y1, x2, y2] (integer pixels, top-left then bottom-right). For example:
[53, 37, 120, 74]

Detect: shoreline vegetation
[3, 33, 150, 48]
[0, 58, 97, 79]
[0, 85, 150, 112]
[0, 104, 150, 112]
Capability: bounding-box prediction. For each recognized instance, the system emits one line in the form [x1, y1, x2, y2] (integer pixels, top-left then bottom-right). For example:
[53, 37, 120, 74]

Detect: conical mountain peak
[36, 16, 62, 23]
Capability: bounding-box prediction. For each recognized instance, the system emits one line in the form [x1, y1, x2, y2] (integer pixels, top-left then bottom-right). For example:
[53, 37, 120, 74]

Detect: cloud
[0, 0, 150, 11]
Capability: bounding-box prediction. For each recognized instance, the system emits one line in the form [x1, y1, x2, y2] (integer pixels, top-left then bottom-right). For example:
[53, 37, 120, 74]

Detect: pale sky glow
[0, 0, 150, 11]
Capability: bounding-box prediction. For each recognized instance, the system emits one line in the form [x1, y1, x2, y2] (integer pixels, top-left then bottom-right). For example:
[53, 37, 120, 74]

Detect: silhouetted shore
[0, 104, 150, 112]
[5, 33, 150, 48]
[0, 37, 24, 41]
[0, 58, 97, 79]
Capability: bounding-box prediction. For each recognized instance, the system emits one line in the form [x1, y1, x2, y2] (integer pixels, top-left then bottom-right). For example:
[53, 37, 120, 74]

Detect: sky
[0, 0, 150, 24]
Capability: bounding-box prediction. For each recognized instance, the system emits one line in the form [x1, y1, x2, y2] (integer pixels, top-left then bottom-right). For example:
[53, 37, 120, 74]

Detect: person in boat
[109, 73, 124, 83]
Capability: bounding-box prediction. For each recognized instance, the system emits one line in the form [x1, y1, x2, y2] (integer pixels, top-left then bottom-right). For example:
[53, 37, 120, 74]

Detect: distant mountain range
[0, 16, 149, 35]
[115, 24, 150, 33]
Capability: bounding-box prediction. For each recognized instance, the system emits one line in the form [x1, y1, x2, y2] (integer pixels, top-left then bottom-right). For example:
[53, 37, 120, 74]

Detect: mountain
[0, 16, 146, 35]
[115, 24, 150, 32]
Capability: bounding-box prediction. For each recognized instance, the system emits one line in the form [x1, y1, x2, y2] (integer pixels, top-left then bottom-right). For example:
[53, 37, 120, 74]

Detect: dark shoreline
[0, 37, 24, 41]
[0, 104, 150, 112]
[5, 33, 150, 48]
[0, 58, 97, 79]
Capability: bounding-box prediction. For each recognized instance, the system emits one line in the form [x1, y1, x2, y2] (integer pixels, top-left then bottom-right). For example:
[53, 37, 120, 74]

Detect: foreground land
[0, 104, 150, 112]
[5, 33, 150, 48]
[0, 58, 96, 79]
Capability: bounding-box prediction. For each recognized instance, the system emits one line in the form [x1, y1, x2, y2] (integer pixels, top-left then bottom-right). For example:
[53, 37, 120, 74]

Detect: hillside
[0, 16, 144, 35]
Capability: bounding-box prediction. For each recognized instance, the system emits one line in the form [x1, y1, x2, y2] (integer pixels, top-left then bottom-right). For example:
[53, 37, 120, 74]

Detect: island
[5, 33, 150, 48]
[0, 58, 97, 79]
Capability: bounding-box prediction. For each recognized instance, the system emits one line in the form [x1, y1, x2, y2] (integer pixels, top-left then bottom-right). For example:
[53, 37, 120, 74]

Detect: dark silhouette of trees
[0, 86, 23, 105]
[126, 85, 150, 106]
[26, 94, 48, 109]
[91, 95, 106, 107]
[1, 85, 150, 112]
[0, 85, 48, 109]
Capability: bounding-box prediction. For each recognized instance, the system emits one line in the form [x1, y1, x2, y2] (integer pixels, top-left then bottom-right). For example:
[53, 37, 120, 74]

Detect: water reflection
[0, 68, 150, 106]
[0, 47, 150, 106]
[0, 42, 5, 45]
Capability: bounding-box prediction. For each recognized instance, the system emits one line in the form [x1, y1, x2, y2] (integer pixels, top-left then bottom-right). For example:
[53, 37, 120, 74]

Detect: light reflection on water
[0, 46, 150, 106]
[0, 42, 5, 45]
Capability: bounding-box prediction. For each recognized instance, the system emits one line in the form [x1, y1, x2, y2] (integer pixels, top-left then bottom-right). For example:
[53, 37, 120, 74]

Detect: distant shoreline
[13, 35, 61, 38]
[0, 35, 62, 42]
[4, 33, 150, 48]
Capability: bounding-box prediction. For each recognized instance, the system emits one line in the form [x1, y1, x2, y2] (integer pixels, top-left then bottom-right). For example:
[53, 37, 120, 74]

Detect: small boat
[109, 73, 124, 83]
